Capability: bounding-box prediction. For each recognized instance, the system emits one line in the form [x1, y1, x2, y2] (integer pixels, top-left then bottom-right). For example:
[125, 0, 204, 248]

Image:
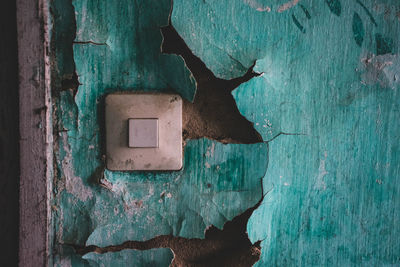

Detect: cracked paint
[172, 0, 400, 266]
[51, 0, 400, 266]
[61, 132, 93, 202]
[51, 0, 267, 266]
[360, 53, 400, 89]
[277, 0, 300, 13]
[243, 0, 271, 12]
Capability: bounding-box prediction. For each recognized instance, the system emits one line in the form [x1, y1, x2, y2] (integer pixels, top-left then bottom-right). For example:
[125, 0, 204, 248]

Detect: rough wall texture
[18, 0, 52, 265]
[51, 0, 400, 266]
[172, 0, 400, 265]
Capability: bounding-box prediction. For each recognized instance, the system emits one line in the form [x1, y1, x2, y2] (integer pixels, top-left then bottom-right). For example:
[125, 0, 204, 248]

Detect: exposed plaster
[72, 190, 265, 267]
[52, 1, 268, 264]
[243, 0, 271, 12]
[277, 0, 300, 13]
[314, 152, 328, 191]
[161, 24, 263, 144]
[50, 1, 400, 266]
[360, 53, 400, 89]
[61, 132, 93, 202]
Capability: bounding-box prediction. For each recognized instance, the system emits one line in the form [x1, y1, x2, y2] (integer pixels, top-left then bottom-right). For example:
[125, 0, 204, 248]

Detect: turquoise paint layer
[52, 0, 400, 265]
[172, 0, 400, 265]
[85, 140, 267, 247]
[72, 0, 196, 101]
[172, 0, 271, 79]
[51, 0, 268, 265]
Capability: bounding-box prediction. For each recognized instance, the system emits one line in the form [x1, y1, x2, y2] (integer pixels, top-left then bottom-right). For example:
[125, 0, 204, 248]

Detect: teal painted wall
[51, 0, 400, 266]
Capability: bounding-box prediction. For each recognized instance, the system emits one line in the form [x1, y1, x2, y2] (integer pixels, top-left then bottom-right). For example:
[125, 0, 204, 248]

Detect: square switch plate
[128, 118, 159, 148]
[106, 93, 182, 171]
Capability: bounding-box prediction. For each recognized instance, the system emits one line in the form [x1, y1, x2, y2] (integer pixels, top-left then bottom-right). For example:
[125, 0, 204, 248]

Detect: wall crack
[161, 24, 263, 144]
[73, 41, 109, 46]
[72, 185, 266, 267]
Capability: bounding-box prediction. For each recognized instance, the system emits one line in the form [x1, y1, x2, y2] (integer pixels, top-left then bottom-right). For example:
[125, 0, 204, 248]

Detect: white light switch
[128, 119, 159, 148]
[106, 93, 182, 171]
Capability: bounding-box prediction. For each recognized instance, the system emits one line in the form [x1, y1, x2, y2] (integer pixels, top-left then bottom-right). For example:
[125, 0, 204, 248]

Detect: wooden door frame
[17, 0, 52, 266]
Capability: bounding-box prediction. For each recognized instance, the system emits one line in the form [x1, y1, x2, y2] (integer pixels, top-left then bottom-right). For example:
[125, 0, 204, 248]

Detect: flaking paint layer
[172, 0, 400, 265]
[51, 0, 400, 266]
[51, 0, 268, 265]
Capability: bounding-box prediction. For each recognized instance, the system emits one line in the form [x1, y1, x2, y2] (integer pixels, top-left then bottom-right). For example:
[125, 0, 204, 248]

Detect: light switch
[106, 93, 182, 171]
[128, 119, 159, 148]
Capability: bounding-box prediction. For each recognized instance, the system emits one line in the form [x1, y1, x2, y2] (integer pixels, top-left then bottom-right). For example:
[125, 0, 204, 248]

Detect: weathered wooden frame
[17, 0, 52, 266]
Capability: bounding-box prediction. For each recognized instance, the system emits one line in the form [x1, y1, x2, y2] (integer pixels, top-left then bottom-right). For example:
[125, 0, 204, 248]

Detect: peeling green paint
[52, 0, 400, 266]
[51, 0, 267, 265]
[173, 0, 400, 265]
[83, 140, 267, 246]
